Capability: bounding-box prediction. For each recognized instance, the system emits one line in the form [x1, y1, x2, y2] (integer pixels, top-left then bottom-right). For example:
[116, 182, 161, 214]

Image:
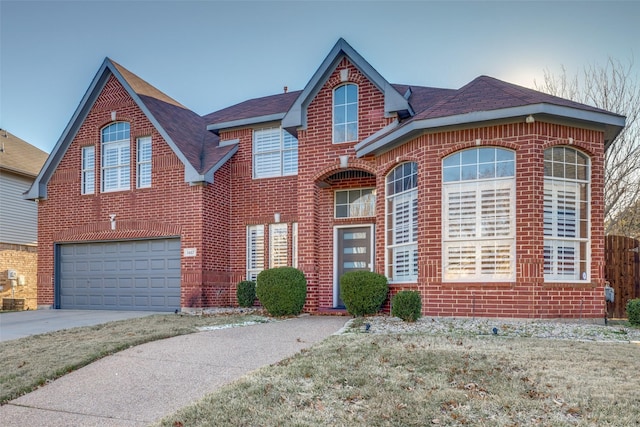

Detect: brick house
[27, 39, 625, 318]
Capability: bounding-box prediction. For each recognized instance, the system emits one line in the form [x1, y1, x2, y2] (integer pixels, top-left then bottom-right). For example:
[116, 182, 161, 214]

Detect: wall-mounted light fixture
[274, 212, 281, 223]
[339, 155, 349, 169]
[109, 214, 116, 230]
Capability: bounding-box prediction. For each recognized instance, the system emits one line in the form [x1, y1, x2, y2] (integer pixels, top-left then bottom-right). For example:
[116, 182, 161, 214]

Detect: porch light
[339, 155, 349, 168]
[109, 214, 116, 230]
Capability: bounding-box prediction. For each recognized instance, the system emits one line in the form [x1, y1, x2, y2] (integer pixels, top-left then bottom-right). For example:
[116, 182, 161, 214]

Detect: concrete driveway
[0, 309, 162, 342]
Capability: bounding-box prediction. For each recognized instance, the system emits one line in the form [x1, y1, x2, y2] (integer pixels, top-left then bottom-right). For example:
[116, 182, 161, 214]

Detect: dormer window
[333, 83, 358, 143]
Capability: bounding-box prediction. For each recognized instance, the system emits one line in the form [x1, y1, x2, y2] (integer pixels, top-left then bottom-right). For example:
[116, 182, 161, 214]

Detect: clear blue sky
[1, 0, 638, 152]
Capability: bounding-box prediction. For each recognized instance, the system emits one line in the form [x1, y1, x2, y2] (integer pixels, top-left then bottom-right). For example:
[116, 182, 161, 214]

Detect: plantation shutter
[269, 223, 288, 268]
[247, 225, 264, 281]
[543, 181, 580, 280]
[443, 180, 514, 281]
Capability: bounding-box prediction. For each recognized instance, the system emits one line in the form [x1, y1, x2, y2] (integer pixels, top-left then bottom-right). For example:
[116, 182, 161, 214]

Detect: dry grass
[158, 332, 640, 426]
[0, 312, 268, 404]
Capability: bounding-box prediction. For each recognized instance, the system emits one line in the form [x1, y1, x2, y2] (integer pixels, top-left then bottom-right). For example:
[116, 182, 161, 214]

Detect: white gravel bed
[347, 315, 640, 343]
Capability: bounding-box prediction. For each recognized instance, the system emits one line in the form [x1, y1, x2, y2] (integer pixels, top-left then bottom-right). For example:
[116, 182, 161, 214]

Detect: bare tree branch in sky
[535, 58, 640, 239]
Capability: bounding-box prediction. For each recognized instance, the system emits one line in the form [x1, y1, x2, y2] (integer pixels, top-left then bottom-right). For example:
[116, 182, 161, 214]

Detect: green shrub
[340, 271, 388, 317]
[627, 299, 640, 326]
[392, 290, 422, 322]
[236, 281, 256, 308]
[256, 267, 307, 316]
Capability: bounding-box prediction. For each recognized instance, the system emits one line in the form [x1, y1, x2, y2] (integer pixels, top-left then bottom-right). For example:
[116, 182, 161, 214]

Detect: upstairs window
[543, 147, 590, 282]
[442, 147, 516, 282]
[81, 146, 95, 195]
[137, 136, 152, 188]
[101, 122, 130, 192]
[253, 127, 298, 178]
[386, 162, 418, 282]
[333, 84, 358, 143]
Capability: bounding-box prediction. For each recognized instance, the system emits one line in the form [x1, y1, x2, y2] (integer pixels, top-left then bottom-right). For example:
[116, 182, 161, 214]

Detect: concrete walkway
[0, 315, 348, 426]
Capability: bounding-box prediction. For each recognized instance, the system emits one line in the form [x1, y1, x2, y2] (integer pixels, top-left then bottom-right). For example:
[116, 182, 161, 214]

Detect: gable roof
[0, 129, 48, 178]
[281, 38, 411, 136]
[26, 59, 236, 200]
[355, 75, 626, 157]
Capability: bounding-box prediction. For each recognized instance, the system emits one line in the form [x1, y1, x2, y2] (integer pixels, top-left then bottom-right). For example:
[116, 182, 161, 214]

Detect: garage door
[58, 239, 181, 311]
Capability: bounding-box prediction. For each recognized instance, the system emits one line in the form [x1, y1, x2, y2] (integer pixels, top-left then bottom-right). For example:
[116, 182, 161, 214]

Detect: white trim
[333, 224, 375, 308]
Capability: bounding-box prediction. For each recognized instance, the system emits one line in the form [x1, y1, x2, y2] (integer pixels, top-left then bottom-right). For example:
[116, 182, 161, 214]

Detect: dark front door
[336, 226, 373, 308]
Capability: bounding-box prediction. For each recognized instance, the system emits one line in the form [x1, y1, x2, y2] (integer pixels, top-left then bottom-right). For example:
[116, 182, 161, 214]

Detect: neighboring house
[0, 130, 48, 310]
[27, 39, 625, 319]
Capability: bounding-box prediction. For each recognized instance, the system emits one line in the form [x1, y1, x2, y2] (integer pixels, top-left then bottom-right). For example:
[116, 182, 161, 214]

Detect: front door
[335, 226, 373, 308]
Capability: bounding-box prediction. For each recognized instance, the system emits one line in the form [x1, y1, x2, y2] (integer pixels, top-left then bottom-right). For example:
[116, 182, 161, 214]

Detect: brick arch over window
[541, 138, 597, 158]
[439, 140, 519, 160]
[312, 159, 377, 183]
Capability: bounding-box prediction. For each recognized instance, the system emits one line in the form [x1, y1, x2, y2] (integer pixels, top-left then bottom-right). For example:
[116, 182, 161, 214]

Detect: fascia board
[108, 62, 201, 184]
[25, 61, 112, 200]
[207, 113, 286, 134]
[356, 103, 626, 157]
[188, 144, 239, 184]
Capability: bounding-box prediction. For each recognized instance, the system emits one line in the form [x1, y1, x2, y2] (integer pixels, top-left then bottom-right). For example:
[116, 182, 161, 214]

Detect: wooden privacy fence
[605, 235, 640, 318]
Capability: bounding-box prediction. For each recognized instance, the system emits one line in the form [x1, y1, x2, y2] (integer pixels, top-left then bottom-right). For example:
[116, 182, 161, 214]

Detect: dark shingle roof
[113, 60, 234, 175]
[415, 75, 612, 120]
[203, 91, 302, 126]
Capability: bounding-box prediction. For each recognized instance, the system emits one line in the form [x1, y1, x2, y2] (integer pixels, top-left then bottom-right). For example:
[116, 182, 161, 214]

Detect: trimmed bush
[392, 290, 422, 322]
[627, 299, 640, 326]
[256, 267, 307, 316]
[236, 281, 256, 308]
[340, 271, 388, 317]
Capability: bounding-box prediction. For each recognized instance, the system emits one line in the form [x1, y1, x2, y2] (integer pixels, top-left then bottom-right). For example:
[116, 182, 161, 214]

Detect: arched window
[333, 83, 358, 143]
[442, 147, 516, 281]
[386, 162, 418, 282]
[543, 147, 590, 281]
[101, 122, 130, 192]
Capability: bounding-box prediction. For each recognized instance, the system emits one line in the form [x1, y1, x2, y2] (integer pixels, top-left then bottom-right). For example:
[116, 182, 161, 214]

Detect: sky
[1, 0, 639, 153]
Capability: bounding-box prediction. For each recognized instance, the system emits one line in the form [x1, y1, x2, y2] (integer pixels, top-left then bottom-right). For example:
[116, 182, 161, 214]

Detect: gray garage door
[58, 239, 181, 311]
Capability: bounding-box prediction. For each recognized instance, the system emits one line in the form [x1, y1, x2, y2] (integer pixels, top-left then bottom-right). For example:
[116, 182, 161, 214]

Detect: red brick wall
[375, 123, 606, 319]
[37, 75, 208, 309]
[296, 58, 392, 312]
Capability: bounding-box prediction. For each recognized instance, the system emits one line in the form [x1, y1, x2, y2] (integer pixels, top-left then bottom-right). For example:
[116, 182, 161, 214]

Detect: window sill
[543, 282, 597, 289]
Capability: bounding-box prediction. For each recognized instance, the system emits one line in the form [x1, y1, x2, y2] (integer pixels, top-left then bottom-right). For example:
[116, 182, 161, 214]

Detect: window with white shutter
[137, 136, 152, 188]
[270, 223, 288, 268]
[253, 127, 298, 178]
[386, 162, 418, 282]
[101, 122, 130, 192]
[81, 146, 95, 195]
[292, 222, 298, 268]
[442, 147, 515, 281]
[247, 225, 264, 281]
[543, 147, 590, 282]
